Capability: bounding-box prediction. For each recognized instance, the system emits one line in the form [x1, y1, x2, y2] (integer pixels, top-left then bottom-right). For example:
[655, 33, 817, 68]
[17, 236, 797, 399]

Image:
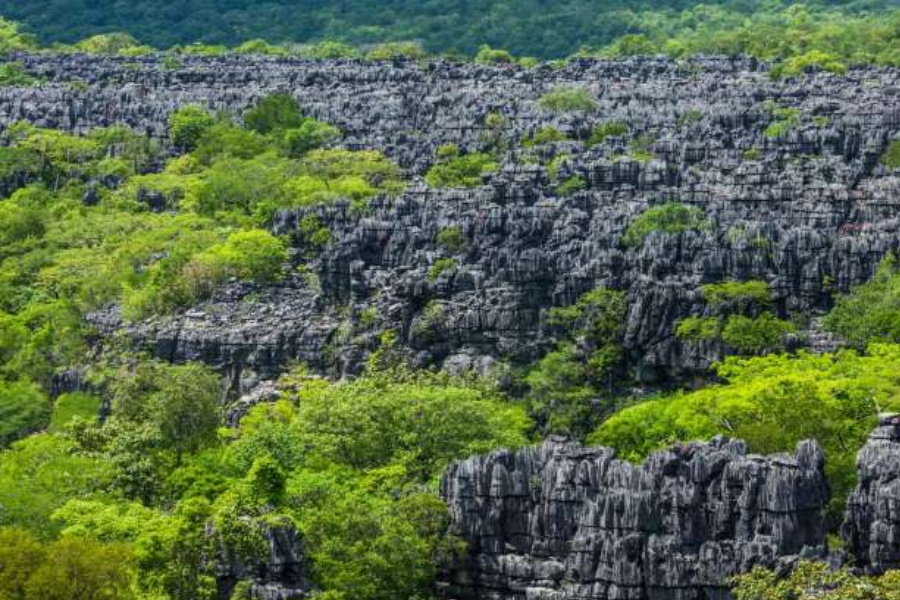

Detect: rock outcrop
[440, 436, 829, 600]
[7, 55, 900, 381]
[217, 521, 313, 600]
[841, 417, 900, 573]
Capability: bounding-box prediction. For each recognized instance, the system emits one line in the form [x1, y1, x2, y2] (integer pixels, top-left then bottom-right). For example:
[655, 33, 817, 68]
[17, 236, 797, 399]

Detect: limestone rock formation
[440, 436, 829, 600]
[841, 418, 900, 573]
[217, 521, 313, 600]
[8, 55, 900, 382]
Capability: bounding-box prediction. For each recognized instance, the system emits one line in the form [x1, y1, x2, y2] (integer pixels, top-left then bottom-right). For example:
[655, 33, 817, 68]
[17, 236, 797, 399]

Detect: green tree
[0, 380, 49, 446]
[168, 105, 215, 151]
[243, 93, 304, 135]
[111, 360, 222, 456]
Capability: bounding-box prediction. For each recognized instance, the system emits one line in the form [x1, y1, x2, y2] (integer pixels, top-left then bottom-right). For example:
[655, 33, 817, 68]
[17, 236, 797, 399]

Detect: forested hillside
[5, 4, 900, 599]
[2, 0, 900, 57]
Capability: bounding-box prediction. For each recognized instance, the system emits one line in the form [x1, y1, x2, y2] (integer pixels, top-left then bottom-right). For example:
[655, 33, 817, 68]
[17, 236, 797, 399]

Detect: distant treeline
[1, 0, 900, 60]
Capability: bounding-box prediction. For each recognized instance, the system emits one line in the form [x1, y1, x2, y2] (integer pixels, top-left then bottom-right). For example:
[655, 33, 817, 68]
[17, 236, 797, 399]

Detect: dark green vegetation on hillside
[3, 1, 900, 66]
[4, 9, 900, 592]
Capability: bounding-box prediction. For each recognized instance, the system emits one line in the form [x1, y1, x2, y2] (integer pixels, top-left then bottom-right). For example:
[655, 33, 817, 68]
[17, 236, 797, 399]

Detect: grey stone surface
[10, 53, 892, 381]
[841, 422, 900, 573]
[440, 436, 830, 600]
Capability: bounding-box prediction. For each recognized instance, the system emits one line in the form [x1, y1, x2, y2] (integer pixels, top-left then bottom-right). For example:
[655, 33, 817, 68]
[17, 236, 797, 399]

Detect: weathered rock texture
[440, 436, 829, 600]
[7, 54, 900, 382]
[217, 522, 313, 600]
[842, 421, 900, 573]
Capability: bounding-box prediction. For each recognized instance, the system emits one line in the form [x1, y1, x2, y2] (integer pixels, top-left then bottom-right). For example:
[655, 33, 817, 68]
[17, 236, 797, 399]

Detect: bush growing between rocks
[168, 105, 215, 151]
[425, 150, 497, 188]
[621, 203, 709, 246]
[474, 44, 514, 64]
[538, 86, 597, 113]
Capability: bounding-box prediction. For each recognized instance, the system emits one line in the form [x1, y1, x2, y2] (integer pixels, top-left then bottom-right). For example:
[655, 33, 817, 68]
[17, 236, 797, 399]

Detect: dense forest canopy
[1, 0, 900, 57]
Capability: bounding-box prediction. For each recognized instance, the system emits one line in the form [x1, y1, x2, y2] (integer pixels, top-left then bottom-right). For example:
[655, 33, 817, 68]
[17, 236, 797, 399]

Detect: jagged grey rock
[7, 54, 900, 381]
[440, 436, 829, 600]
[217, 521, 313, 600]
[841, 419, 900, 573]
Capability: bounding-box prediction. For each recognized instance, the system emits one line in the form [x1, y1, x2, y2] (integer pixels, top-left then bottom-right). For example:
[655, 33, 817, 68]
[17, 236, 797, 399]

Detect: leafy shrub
[538, 86, 597, 113]
[425, 152, 497, 188]
[73, 32, 146, 55]
[524, 126, 568, 146]
[428, 257, 456, 281]
[720, 313, 796, 354]
[299, 213, 331, 248]
[167, 104, 214, 151]
[587, 121, 628, 146]
[824, 255, 900, 346]
[243, 93, 305, 135]
[366, 41, 425, 61]
[771, 50, 847, 78]
[621, 203, 709, 246]
[279, 119, 341, 157]
[49, 392, 100, 432]
[474, 44, 515, 64]
[675, 316, 719, 341]
[881, 140, 900, 169]
[0, 381, 49, 447]
[0, 61, 36, 86]
[282, 364, 529, 477]
[234, 39, 287, 55]
[436, 226, 466, 253]
[531, 287, 627, 436]
[701, 280, 772, 308]
[764, 107, 801, 138]
[557, 175, 586, 196]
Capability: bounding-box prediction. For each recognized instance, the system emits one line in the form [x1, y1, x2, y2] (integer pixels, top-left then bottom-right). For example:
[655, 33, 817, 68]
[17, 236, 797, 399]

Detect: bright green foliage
[234, 39, 287, 56]
[366, 42, 426, 60]
[721, 313, 796, 354]
[622, 203, 709, 246]
[282, 365, 530, 478]
[587, 121, 628, 146]
[298, 214, 331, 249]
[436, 226, 467, 253]
[110, 360, 222, 456]
[243, 93, 304, 135]
[881, 140, 900, 169]
[524, 127, 568, 146]
[0, 17, 36, 53]
[168, 105, 215, 151]
[279, 119, 340, 157]
[73, 32, 147, 55]
[732, 560, 900, 600]
[0, 434, 112, 535]
[425, 151, 497, 188]
[474, 44, 514, 64]
[675, 316, 720, 341]
[0, 529, 134, 600]
[528, 287, 627, 436]
[824, 255, 900, 346]
[770, 50, 847, 78]
[702, 280, 772, 308]
[428, 257, 456, 281]
[592, 344, 900, 517]
[178, 229, 287, 300]
[48, 392, 100, 432]
[0, 62, 36, 86]
[764, 107, 801, 138]
[0, 381, 48, 446]
[538, 87, 597, 113]
[557, 176, 587, 196]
